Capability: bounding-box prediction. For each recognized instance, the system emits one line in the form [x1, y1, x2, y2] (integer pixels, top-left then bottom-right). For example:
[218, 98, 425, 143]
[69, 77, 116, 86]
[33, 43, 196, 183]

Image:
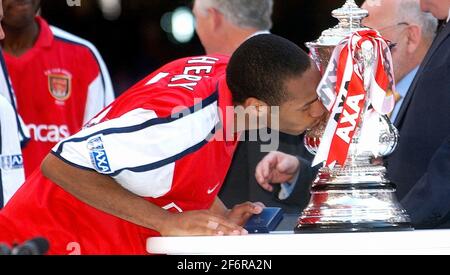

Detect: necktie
[437, 21, 447, 36]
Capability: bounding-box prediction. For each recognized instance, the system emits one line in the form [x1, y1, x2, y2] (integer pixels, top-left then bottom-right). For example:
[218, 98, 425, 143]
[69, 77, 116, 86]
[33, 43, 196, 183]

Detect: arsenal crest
[48, 73, 72, 101]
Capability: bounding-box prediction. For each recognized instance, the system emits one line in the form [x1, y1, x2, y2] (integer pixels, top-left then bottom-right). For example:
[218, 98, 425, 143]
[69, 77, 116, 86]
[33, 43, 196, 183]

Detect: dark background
[40, 0, 364, 95]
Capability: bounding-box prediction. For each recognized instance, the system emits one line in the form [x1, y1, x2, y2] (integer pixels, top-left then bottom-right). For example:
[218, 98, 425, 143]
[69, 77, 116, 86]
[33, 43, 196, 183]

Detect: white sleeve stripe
[52, 35, 108, 104]
[53, 107, 159, 158]
[83, 75, 104, 124]
[55, 90, 218, 155]
[51, 26, 115, 106]
[110, 123, 218, 177]
[55, 91, 220, 174]
[52, 121, 216, 177]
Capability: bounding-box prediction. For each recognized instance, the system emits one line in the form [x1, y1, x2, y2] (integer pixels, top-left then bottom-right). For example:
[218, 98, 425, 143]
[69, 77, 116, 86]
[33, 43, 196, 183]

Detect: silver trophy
[296, 0, 412, 232]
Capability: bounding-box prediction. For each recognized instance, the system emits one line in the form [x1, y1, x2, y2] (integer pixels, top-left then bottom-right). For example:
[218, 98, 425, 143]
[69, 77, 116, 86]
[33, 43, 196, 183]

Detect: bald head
[363, 0, 437, 41]
[362, 0, 400, 27]
[193, 0, 274, 55]
[420, 0, 450, 20]
[362, 0, 437, 82]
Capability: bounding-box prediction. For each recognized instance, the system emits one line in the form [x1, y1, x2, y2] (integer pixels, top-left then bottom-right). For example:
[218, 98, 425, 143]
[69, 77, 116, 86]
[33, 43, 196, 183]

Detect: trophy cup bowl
[296, 0, 412, 233]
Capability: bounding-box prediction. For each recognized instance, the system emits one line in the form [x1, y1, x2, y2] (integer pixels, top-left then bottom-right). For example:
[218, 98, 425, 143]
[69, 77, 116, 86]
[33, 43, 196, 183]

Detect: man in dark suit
[401, 135, 450, 228]
[386, 0, 450, 200]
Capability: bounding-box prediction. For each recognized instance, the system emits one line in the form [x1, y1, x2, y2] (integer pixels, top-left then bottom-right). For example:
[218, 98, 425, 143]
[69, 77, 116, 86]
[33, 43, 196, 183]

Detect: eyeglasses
[377, 22, 409, 51]
[388, 42, 397, 50]
[378, 22, 410, 33]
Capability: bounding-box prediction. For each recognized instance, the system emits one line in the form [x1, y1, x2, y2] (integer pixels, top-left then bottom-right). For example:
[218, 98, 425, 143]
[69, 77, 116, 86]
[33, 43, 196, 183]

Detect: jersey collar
[34, 16, 54, 49]
[218, 76, 241, 143]
[3, 16, 53, 63]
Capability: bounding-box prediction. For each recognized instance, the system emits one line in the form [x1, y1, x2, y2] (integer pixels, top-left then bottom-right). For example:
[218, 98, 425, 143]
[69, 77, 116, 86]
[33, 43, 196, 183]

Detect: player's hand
[158, 210, 248, 237]
[226, 202, 265, 226]
[255, 151, 300, 192]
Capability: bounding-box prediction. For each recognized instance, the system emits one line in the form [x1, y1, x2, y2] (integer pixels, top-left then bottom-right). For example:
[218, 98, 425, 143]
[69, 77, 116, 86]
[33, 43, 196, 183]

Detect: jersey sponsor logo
[87, 135, 112, 174]
[46, 69, 72, 101]
[28, 124, 70, 143]
[0, 154, 23, 170]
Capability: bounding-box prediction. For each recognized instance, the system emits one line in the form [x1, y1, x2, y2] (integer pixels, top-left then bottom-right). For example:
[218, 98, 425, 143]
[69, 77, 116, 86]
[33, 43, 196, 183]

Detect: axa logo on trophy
[66, 0, 81, 7]
[336, 94, 365, 144]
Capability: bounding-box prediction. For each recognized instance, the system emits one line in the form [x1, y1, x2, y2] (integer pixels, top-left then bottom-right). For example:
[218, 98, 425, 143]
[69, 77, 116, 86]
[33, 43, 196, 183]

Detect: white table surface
[147, 229, 450, 255]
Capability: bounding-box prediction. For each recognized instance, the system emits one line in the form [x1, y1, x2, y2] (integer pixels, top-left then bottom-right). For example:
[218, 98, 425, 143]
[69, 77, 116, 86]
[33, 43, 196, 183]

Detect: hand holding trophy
[297, 0, 412, 233]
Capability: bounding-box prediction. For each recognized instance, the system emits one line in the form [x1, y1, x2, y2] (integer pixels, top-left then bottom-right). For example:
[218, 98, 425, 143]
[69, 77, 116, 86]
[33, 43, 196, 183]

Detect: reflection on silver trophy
[296, 0, 412, 232]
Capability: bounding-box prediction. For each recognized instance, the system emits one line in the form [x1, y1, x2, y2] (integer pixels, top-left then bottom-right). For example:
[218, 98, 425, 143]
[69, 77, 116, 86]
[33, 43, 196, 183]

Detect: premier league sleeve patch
[0, 154, 23, 170]
[87, 135, 112, 174]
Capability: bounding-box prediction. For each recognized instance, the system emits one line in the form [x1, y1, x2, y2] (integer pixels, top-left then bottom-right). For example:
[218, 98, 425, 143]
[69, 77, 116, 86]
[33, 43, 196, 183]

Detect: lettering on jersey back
[167, 56, 220, 91]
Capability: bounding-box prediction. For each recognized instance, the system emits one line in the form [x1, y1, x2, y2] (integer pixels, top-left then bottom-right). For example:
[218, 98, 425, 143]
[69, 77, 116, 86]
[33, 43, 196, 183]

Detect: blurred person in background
[193, 0, 316, 214]
[389, 0, 450, 228]
[193, 0, 272, 55]
[384, 0, 449, 200]
[0, 0, 114, 177]
[362, 0, 437, 123]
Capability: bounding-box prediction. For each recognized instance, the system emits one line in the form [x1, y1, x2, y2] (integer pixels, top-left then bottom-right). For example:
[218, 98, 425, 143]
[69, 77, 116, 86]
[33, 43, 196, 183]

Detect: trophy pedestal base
[294, 222, 413, 233]
[294, 173, 413, 234]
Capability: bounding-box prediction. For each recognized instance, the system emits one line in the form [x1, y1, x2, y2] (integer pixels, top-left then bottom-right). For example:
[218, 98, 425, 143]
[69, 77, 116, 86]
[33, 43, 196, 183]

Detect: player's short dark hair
[226, 34, 312, 106]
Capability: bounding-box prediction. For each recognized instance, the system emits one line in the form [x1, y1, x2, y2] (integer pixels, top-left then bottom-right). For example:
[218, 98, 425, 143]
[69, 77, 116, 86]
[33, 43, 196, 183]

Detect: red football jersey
[3, 17, 114, 177]
[0, 55, 238, 255]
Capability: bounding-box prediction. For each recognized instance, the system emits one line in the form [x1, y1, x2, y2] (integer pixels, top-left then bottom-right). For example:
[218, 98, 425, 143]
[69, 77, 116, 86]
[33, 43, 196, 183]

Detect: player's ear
[241, 97, 270, 130]
[243, 97, 269, 116]
[235, 97, 269, 130]
[243, 97, 267, 107]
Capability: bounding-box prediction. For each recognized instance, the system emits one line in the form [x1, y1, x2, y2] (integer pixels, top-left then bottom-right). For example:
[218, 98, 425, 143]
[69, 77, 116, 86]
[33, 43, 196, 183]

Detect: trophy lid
[306, 0, 369, 48]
